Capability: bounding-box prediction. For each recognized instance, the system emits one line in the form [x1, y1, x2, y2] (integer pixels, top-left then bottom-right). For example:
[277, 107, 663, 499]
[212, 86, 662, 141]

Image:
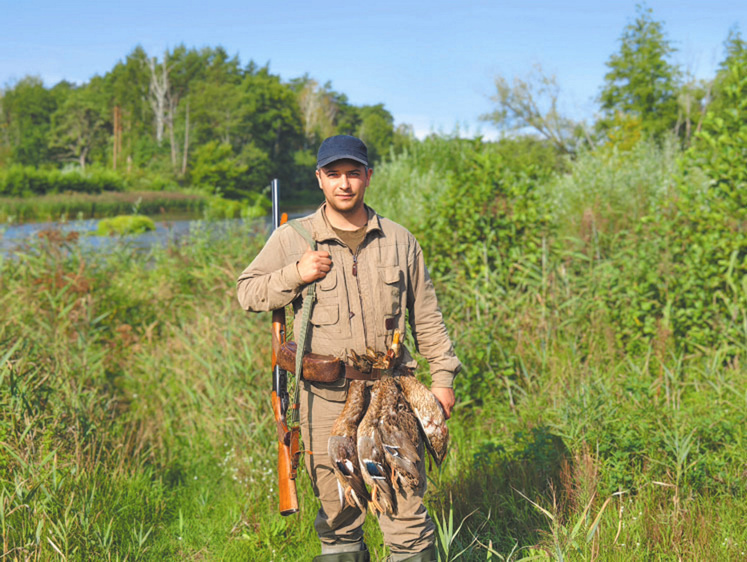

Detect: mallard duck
[397, 374, 449, 467]
[357, 379, 397, 515]
[328, 380, 371, 511]
[377, 376, 421, 493]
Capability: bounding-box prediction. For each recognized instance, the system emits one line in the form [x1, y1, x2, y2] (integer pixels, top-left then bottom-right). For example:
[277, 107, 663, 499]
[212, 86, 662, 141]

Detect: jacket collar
[310, 203, 382, 244]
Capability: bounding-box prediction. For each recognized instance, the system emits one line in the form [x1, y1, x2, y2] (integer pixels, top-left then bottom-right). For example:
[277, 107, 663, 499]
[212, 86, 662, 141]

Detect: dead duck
[377, 376, 421, 493]
[328, 380, 371, 511]
[396, 374, 449, 467]
[357, 378, 397, 515]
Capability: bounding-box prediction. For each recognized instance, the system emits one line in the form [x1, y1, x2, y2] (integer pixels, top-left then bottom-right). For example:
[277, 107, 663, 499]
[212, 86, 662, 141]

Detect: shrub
[96, 215, 156, 235]
[0, 165, 126, 196]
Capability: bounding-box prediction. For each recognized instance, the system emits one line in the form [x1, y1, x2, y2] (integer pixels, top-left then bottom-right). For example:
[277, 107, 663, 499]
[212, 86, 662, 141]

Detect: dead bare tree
[146, 55, 170, 146]
[482, 64, 579, 153]
[181, 101, 190, 177]
[298, 79, 338, 147]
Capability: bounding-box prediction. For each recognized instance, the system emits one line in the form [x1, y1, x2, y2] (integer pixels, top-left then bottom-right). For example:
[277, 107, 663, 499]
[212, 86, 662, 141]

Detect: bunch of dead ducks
[327, 340, 449, 516]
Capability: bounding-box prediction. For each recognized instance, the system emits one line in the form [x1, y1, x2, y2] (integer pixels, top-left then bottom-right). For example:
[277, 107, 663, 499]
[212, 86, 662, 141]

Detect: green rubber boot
[388, 544, 437, 562]
[312, 543, 370, 562]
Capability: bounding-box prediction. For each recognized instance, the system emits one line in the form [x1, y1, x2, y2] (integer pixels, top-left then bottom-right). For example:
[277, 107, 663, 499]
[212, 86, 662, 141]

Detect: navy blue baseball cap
[317, 135, 369, 168]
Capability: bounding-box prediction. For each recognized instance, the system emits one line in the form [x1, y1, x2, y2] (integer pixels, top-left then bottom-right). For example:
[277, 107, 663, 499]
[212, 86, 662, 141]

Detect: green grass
[2, 135, 747, 560]
[0, 191, 207, 223]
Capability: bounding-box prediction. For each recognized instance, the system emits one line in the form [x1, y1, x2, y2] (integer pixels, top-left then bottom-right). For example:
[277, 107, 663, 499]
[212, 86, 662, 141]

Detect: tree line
[1, 6, 745, 202]
[484, 6, 747, 156]
[0, 45, 410, 199]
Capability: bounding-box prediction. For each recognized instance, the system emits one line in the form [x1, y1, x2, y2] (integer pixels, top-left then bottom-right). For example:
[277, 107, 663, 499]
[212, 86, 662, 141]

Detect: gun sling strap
[287, 220, 316, 426]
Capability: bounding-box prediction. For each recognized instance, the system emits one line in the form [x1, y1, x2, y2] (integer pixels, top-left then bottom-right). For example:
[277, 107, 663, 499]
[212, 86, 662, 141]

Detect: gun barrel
[271, 178, 280, 231]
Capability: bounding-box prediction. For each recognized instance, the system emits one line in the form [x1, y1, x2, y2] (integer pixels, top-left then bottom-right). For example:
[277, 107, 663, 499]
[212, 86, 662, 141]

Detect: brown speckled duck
[397, 374, 449, 467]
[377, 376, 421, 493]
[357, 379, 397, 515]
[328, 380, 371, 511]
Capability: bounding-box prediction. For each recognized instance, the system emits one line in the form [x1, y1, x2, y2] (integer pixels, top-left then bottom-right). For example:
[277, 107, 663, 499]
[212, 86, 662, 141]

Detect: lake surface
[0, 210, 314, 256]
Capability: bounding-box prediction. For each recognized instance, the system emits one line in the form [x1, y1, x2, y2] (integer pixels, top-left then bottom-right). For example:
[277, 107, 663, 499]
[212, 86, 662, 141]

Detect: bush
[96, 215, 156, 235]
[203, 192, 271, 219]
[0, 165, 127, 196]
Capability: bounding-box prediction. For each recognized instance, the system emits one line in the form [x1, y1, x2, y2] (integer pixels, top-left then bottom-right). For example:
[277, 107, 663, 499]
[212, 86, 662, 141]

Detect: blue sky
[2, 1, 746, 138]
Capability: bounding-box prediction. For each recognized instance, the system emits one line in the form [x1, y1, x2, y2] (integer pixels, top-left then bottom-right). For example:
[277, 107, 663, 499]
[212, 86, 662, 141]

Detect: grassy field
[0, 191, 207, 223]
[1, 136, 746, 560]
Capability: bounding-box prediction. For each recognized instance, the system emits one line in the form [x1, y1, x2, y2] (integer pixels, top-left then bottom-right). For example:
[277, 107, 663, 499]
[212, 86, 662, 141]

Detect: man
[237, 135, 461, 561]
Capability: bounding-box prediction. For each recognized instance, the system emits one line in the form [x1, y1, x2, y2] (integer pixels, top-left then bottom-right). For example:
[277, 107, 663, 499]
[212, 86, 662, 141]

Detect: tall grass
[0, 191, 207, 223]
[1, 134, 746, 560]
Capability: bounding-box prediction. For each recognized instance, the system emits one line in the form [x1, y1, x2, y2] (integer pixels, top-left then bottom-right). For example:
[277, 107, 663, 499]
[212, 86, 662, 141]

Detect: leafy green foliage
[0, 191, 205, 223]
[189, 141, 250, 198]
[96, 215, 156, 235]
[0, 76, 68, 166]
[3, 134, 747, 558]
[0, 165, 126, 196]
[599, 6, 681, 138]
[0, 44, 399, 209]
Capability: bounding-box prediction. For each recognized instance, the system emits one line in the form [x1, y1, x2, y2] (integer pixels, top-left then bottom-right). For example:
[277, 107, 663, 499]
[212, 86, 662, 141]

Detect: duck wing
[397, 375, 449, 467]
[328, 380, 370, 510]
[357, 379, 397, 515]
[377, 378, 421, 491]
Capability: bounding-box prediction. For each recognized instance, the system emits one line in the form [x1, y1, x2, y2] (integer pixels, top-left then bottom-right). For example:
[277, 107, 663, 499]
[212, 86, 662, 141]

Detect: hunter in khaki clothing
[237, 135, 461, 562]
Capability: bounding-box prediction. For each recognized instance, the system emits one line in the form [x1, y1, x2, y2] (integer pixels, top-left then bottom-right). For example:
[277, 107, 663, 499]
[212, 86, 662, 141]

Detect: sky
[2, 1, 746, 139]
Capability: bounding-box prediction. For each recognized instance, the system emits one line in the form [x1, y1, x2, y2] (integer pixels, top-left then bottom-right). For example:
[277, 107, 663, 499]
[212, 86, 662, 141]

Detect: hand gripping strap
[288, 220, 317, 424]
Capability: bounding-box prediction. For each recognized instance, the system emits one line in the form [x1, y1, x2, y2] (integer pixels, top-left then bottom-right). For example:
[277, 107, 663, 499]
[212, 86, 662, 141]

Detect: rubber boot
[388, 544, 438, 562]
[312, 542, 370, 562]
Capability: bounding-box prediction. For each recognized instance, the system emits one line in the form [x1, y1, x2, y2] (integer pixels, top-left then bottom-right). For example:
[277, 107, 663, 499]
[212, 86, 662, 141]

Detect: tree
[674, 76, 708, 144]
[49, 79, 110, 169]
[482, 64, 579, 154]
[189, 140, 249, 198]
[146, 53, 171, 146]
[294, 77, 339, 148]
[685, 28, 747, 214]
[356, 104, 394, 163]
[0, 76, 67, 166]
[599, 5, 681, 138]
[707, 28, 747, 119]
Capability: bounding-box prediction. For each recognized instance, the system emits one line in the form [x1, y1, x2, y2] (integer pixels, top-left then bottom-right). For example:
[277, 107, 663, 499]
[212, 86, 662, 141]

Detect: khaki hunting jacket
[236, 204, 461, 399]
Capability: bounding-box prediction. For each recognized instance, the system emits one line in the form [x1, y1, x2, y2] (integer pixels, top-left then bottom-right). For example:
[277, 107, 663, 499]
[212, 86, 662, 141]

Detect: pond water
[0, 210, 314, 256]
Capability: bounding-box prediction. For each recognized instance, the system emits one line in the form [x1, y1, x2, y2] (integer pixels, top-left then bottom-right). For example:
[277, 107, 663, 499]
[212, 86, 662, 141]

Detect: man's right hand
[296, 247, 332, 283]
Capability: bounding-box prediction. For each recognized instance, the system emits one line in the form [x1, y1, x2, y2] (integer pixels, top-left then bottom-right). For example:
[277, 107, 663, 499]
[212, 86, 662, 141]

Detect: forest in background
[0, 43, 409, 207]
[2, 6, 747, 561]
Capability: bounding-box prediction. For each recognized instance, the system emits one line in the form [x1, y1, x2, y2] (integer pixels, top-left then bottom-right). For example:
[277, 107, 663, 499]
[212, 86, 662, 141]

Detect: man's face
[315, 159, 372, 216]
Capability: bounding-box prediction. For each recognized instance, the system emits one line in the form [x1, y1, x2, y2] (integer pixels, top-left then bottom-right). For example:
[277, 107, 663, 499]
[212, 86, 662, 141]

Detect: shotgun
[269, 178, 301, 516]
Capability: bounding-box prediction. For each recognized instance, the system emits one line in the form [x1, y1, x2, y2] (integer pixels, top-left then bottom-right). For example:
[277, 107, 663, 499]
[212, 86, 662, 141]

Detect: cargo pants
[299, 380, 436, 556]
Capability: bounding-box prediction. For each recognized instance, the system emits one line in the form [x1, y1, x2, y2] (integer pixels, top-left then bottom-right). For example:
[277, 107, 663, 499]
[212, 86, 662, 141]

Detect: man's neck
[324, 205, 368, 231]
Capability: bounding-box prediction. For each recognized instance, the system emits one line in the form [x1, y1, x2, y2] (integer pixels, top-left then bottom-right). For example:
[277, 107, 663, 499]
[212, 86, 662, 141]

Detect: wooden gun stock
[271, 307, 300, 516]
[270, 183, 296, 516]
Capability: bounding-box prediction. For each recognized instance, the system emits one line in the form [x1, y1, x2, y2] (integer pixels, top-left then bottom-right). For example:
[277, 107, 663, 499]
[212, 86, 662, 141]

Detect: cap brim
[317, 154, 368, 168]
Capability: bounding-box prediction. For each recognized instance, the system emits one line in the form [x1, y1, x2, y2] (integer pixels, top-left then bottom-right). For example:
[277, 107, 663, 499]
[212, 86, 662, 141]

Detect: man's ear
[315, 168, 323, 189]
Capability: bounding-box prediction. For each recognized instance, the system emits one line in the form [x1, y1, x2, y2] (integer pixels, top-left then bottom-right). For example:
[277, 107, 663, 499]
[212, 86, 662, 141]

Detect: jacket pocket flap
[318, 271, 337, 291]
[311, 303, 339, 326]
[379, 267, 401, 285]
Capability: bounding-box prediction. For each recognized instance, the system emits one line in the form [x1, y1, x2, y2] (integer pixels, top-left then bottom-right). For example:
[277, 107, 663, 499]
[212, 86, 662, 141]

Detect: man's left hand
[431, 387, 455, 420]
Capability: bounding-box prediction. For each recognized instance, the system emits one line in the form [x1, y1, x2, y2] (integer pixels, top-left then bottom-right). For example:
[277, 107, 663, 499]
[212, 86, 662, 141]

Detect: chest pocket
[311, 303, 339, 326]
[317, 269, 337, 293]
[310, 267, 347, 339]
[377, 266, 402, 335]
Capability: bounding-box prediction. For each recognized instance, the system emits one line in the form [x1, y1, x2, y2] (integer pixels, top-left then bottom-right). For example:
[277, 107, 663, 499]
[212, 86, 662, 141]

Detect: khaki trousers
[300, 381, 436, 555]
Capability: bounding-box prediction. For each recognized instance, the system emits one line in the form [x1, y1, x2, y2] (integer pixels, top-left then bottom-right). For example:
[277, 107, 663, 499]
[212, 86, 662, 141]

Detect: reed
[1, 134, 746, 560]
